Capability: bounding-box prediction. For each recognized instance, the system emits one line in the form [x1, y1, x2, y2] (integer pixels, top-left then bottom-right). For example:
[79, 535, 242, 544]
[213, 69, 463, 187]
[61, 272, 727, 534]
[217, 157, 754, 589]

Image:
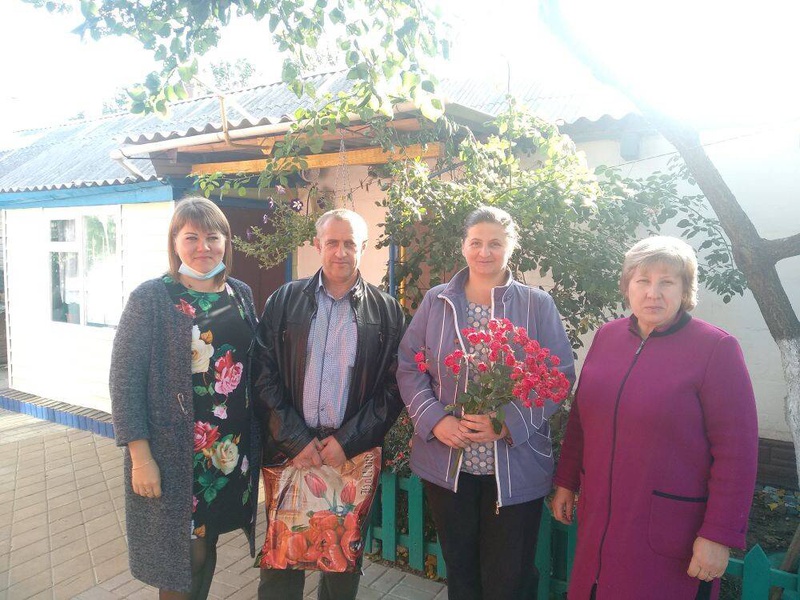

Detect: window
[50, 210, 121, 327]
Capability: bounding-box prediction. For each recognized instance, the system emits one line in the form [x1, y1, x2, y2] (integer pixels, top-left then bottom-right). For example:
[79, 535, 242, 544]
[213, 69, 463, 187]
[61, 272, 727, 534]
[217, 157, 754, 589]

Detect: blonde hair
[620, 236, 698, 311]
[168, 196, 233, 287]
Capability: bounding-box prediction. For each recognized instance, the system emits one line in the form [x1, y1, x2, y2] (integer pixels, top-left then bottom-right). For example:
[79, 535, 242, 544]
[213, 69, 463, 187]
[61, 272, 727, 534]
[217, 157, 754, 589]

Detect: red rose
[414, 351, 426, 363]
[214, 350, 243, 395]
[176, 298, 196, 318]
[193, 421, 220, 452]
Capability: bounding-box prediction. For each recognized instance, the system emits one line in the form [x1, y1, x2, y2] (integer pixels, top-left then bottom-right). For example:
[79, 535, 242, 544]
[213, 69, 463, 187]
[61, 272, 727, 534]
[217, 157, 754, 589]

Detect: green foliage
[207, 58, 258, 91]
[380, 102, 652, 349]
[232, 192, 317, 270]
[377, 102, 746, 350]
[31, 0, 447, 120]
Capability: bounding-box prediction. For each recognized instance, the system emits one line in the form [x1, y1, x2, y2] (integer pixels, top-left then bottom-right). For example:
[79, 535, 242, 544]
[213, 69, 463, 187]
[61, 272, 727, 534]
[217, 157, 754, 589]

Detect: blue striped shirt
[301, 277, 358, 429]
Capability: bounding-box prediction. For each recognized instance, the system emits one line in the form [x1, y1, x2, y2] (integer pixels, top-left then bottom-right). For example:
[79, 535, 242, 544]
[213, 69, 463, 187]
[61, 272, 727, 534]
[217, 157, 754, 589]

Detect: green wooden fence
[366, 472, 800, 599]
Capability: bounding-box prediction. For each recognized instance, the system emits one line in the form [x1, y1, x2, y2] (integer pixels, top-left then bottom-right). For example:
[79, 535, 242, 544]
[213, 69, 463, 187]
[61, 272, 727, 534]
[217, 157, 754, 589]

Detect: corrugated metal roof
[439, 76, 636, 123]
[0, 72, 634, 193]
[121, 72, 354, 144]
[0, 118, 160, 193]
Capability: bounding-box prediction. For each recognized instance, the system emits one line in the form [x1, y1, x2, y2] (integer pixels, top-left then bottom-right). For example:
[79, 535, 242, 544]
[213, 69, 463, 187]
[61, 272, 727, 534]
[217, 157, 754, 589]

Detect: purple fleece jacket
[554, 313, 758, 600]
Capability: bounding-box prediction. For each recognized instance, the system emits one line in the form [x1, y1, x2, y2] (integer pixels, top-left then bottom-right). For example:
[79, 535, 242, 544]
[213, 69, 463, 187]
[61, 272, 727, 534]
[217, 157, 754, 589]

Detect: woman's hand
[132, 459, 162, 498]
[687, 536, 730, 581]
[432, 416, 470, 449]
[551, 485, 577, 525]
[459, 413, 508, 443]
[128, 439, 161, 498]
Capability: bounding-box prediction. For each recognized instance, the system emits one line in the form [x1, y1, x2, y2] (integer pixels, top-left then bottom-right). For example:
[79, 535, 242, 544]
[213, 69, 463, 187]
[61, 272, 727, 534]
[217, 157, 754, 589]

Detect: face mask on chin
[178, 261, 226, 281]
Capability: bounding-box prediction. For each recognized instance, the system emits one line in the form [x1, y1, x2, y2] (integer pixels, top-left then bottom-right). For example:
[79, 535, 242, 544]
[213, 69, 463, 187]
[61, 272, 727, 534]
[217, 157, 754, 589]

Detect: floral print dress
[164, 275, 253, 539]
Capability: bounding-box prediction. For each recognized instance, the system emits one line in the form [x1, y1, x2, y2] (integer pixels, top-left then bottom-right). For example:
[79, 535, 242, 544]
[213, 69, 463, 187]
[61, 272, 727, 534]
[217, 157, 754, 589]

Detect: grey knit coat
[110, 277, 260, 592]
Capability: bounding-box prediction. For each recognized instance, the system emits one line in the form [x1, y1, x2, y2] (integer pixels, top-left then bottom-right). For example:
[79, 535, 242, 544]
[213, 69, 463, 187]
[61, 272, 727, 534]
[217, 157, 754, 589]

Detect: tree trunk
[541, 0, 800, 487]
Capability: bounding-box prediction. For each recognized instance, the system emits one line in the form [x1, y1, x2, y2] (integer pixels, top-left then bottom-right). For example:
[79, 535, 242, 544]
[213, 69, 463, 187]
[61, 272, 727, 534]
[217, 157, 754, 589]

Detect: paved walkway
[0, 409, 446, 600]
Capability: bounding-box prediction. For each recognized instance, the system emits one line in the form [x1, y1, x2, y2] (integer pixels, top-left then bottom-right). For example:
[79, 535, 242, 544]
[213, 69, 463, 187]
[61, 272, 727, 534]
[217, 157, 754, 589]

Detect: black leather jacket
[253, 269, 405, 461]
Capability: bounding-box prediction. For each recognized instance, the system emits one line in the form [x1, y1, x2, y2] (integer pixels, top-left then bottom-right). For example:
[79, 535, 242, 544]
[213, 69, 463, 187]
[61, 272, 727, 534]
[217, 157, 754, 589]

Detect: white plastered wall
[574, 123, 800, 441]
[5, 201, 174, 413]
[295, 165, 393, 287]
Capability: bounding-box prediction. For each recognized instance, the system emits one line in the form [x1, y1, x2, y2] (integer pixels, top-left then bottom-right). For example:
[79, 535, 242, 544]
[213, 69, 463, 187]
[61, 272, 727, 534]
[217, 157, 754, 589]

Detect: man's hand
[291, 439, 323, 469]
[687, 536, 729, 581]
[432, 416, 470, 449]
[319, 436, 346, 468]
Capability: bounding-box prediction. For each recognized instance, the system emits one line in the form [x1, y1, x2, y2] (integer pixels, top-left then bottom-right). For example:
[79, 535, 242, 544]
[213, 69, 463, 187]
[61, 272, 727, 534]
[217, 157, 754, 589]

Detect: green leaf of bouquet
[490, 417, 502, 435]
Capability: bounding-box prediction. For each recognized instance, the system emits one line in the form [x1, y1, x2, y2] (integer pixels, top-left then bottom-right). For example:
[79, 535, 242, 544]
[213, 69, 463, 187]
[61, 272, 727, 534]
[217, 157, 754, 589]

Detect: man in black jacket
[254, 208, 405, 600]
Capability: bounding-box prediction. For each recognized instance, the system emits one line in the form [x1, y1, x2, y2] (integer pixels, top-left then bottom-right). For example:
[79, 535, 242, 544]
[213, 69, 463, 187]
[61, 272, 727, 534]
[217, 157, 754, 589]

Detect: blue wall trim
[0, 393, 115, 439]
[0, 180, 174, 209]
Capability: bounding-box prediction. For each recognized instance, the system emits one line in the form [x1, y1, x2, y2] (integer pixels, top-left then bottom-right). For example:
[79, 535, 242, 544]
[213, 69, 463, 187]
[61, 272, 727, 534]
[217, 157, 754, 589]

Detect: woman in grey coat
[111, 197, 260, 599]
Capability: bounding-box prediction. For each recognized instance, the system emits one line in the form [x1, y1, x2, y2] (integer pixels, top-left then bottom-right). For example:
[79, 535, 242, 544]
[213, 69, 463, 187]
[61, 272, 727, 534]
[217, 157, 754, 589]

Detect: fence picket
[742, 545, 772, 598]
[366, 473, 797, 598]
[407, 475, 425, 571]
[381, 472, 398, 562]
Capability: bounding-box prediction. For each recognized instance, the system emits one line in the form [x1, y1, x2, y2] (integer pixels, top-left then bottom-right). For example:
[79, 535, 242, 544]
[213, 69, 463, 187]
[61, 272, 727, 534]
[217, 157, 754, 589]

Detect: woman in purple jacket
[398, 206, 575, 600]
[551, 236, 758, 600]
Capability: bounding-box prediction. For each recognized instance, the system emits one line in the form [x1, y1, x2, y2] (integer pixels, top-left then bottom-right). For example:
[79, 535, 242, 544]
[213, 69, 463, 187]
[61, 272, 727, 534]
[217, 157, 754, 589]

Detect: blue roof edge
[0, 180, 174, 209]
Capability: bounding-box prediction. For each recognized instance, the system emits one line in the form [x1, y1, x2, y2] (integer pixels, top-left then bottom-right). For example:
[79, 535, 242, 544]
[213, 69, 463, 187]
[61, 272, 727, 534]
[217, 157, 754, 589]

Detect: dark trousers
[424, 473, 544, 600]
[258, 568, 360, 600]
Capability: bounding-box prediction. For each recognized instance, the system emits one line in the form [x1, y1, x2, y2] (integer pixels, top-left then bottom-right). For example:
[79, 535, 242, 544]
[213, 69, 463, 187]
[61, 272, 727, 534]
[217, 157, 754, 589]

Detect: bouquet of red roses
[415, 317, 570, 436]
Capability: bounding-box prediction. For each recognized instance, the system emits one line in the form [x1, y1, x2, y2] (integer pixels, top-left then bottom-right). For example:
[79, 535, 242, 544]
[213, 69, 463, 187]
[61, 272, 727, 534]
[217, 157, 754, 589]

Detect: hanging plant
[233, 195, 316, 270]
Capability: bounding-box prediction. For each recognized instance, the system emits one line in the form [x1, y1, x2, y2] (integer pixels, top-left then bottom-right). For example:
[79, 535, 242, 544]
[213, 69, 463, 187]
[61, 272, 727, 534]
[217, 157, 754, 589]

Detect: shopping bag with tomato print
[256, 447, 381, 573]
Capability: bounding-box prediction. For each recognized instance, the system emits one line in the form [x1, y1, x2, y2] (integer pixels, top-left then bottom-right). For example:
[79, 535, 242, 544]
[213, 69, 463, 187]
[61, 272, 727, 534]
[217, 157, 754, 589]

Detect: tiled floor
[0, 409, 446, 600]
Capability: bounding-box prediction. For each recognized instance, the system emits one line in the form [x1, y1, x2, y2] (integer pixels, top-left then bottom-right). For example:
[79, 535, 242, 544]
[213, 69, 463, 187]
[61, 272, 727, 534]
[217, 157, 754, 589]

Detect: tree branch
[540, 0, 800, 341]
[763, 232, 800, 264]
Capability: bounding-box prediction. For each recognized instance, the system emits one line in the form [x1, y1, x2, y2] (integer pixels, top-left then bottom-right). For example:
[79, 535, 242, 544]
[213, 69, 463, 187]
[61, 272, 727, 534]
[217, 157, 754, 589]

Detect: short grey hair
[620, 236, 698, 311]
[315, 209, 368, 243]
[462, 206, 519, 251]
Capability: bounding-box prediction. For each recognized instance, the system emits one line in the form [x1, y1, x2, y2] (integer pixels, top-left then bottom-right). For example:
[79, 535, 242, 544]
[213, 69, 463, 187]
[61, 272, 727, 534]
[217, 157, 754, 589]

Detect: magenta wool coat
[554, 313, 758, 600]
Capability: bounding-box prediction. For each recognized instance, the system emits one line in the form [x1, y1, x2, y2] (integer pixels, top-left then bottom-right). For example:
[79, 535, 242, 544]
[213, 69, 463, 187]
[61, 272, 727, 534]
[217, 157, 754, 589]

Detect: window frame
[47, 206, 123, 328]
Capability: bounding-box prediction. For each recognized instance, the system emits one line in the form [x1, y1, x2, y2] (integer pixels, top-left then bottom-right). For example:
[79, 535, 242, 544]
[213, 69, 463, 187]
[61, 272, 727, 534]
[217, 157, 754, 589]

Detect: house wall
[285, 131, 799, 445]
[573, 124, 800, 443]
[295, 165, 392, 287]
[5, 201, 174, 413]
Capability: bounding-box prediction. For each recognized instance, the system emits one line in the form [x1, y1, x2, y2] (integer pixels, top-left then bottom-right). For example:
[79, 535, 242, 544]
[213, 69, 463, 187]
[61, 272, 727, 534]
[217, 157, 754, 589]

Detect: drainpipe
[112, 154, 148, 179]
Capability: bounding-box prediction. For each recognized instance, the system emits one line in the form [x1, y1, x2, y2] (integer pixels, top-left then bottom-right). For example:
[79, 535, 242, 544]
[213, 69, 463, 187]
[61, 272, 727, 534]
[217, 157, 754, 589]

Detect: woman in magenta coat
[551, 236, 758, 600]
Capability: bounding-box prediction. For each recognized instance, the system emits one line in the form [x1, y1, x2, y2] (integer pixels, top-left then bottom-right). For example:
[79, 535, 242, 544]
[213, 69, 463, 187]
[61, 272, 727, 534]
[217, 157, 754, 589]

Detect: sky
[1, 0, 799, 138]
